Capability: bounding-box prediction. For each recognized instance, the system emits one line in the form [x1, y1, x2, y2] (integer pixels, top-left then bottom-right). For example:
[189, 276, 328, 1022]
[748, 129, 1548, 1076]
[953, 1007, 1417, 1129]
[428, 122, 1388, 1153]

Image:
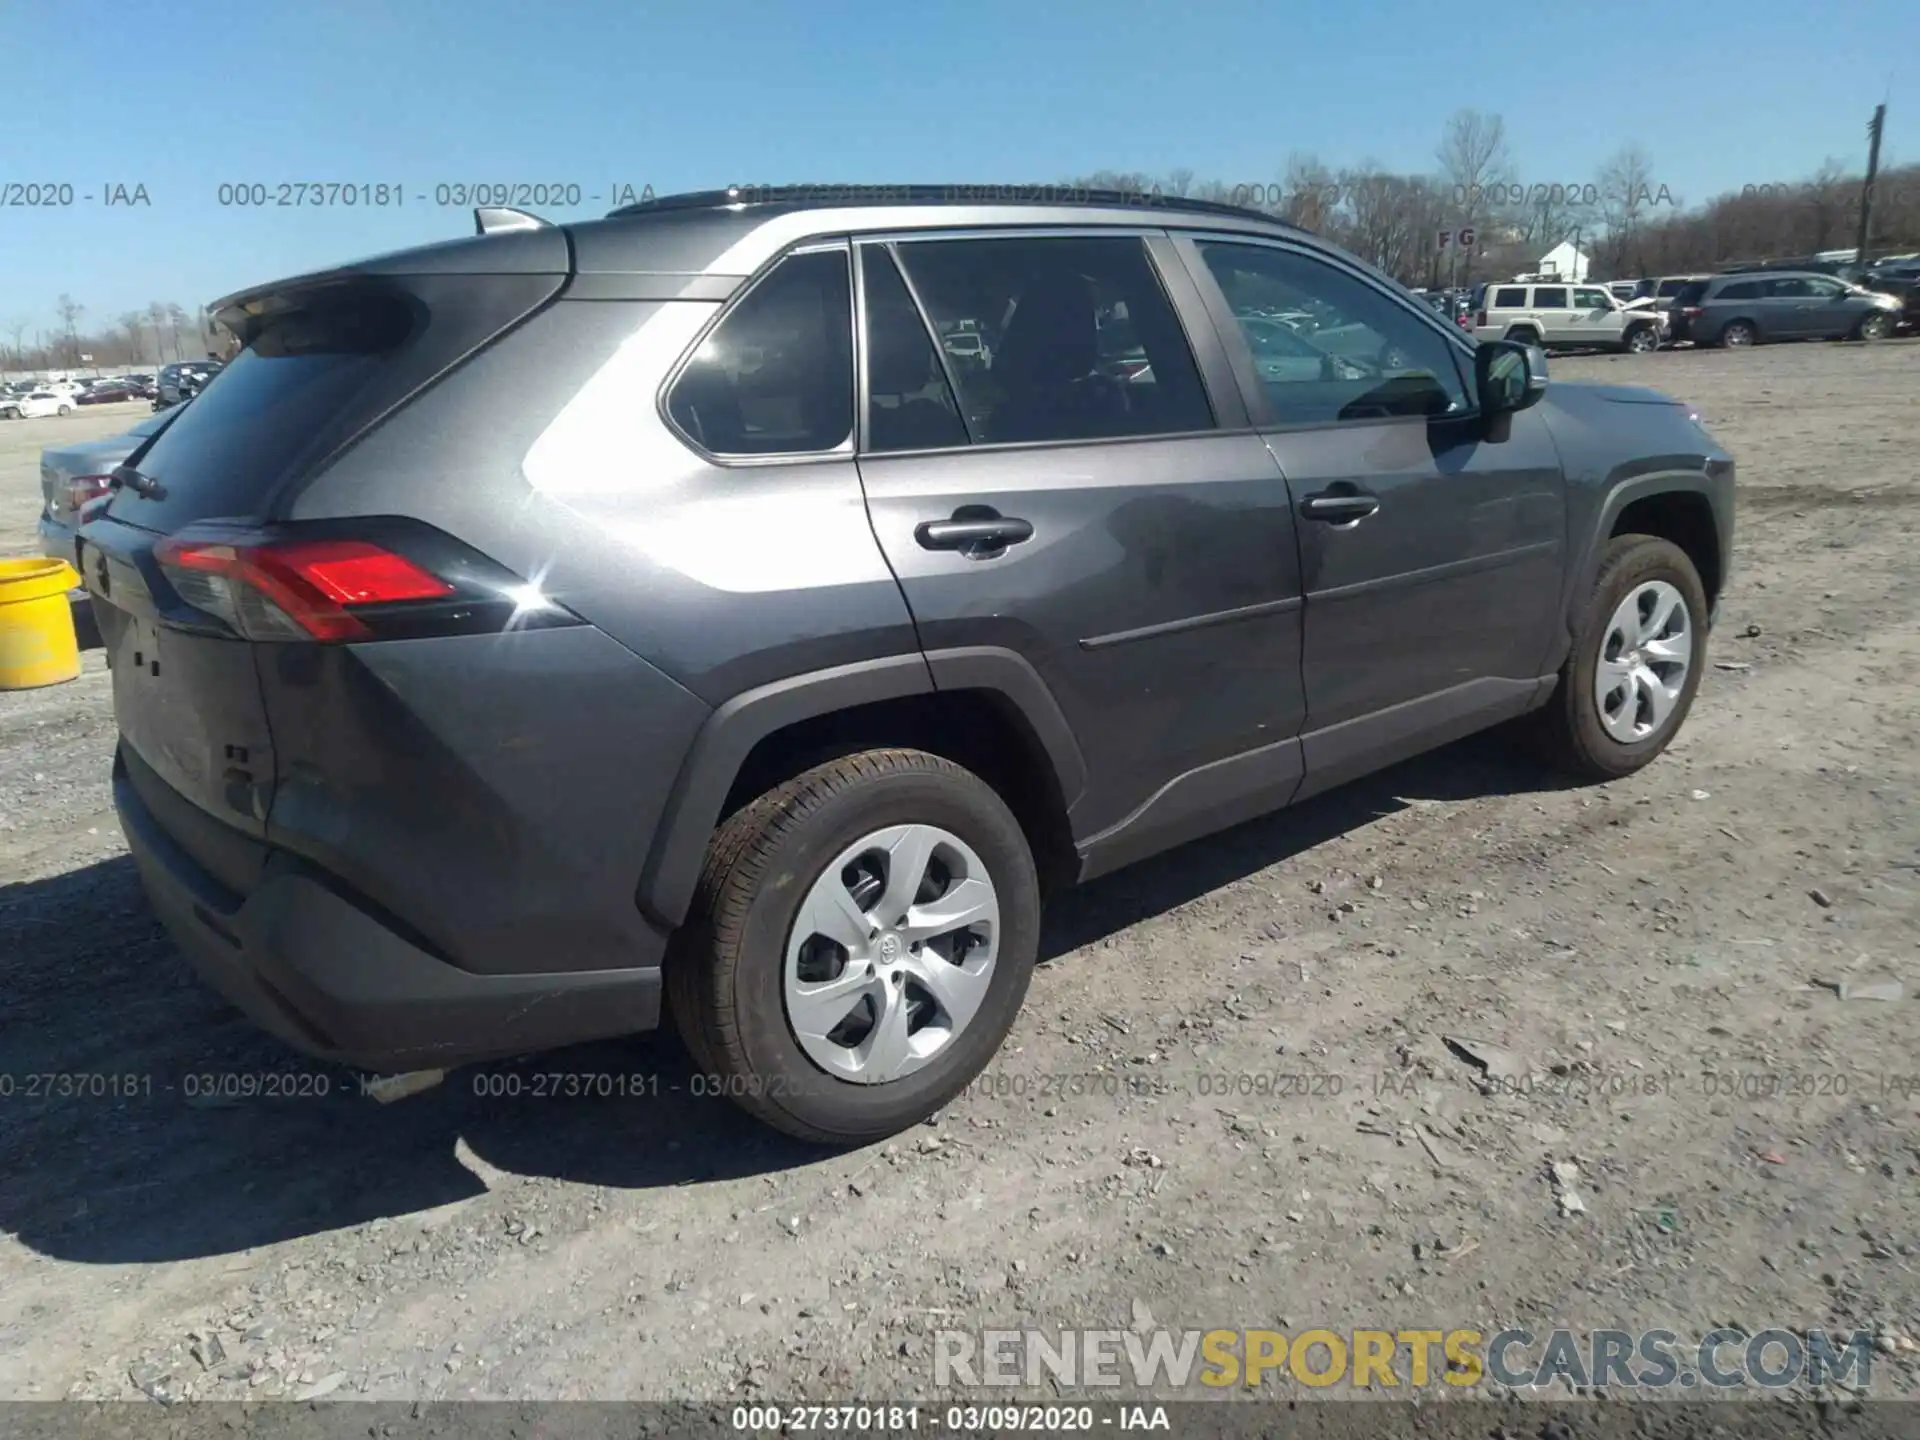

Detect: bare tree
[118, 312, 148, 365]
[147, 302, 173, 362]
[1436, 110, 1515, 279]
[1279, 151, 1339, 230]
[4, 316, 28, 368]
[1596, 145, 1659, 276]
[55, 295, 86, 365]
[165, 303, 190, 360]
[1163, 167, 1196, 199]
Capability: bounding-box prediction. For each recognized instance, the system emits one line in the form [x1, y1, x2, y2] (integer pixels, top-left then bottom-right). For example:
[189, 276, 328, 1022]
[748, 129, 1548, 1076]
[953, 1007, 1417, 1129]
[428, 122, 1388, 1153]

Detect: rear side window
[1532, 287, 1569, 309]
[1492, 287, 1528, 307]
[891, 235, 1214, 445]
[667, 249, 854, 456]
[109, 297, 412, 531]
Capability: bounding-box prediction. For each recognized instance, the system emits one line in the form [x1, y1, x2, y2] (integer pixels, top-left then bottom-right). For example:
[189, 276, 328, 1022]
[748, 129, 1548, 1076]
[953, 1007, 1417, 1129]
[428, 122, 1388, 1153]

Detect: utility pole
[1855, 104, 1886, 264]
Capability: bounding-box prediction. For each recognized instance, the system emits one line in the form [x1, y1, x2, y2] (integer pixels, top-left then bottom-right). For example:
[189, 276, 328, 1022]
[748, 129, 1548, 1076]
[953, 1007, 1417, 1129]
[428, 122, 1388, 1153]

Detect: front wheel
[1623, 325, 1660, 354]
[667, 748, 1041, 1144]
[1538, 535, 1708, 781]
[1856, 311, 1892, 341]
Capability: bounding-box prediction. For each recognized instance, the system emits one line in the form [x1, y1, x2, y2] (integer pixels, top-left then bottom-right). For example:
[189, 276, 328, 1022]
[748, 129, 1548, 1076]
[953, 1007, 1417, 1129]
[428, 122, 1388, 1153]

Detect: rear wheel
[1539, 535, 1707, 781]
[667, 748, 1040, 1144]
[1718, 320, 1757, 348]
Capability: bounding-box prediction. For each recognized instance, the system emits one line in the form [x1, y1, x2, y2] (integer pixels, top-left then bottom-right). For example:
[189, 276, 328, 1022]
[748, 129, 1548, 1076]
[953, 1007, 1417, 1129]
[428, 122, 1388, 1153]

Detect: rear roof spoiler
[474, 206, 553, 235]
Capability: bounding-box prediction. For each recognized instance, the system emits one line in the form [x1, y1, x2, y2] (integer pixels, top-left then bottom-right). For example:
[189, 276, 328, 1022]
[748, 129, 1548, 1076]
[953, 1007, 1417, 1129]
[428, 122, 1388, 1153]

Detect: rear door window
[1715, 281, 1761, 301]
[1532, 287, 1569, 309]
[859, 246, 970, 453]
[890, 235, 1214, 445]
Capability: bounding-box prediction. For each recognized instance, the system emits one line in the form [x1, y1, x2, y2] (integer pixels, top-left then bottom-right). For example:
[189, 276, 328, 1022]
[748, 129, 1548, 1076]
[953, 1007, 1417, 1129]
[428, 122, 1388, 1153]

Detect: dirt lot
[1, 347, 1916, 1408]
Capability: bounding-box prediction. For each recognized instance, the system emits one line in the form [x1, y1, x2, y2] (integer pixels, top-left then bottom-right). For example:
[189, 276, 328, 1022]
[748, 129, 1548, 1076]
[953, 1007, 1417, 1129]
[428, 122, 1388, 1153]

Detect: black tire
[1855, 311, 1892, 342]
[666, 748, 1041, 1145]
[1538, 535, 1708, 782]
[1718, 320, 1757, 348]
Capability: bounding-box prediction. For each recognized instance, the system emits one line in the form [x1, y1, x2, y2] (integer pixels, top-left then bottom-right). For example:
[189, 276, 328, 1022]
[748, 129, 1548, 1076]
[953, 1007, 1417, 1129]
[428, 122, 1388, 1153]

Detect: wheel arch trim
[637, 647, 1086, 930]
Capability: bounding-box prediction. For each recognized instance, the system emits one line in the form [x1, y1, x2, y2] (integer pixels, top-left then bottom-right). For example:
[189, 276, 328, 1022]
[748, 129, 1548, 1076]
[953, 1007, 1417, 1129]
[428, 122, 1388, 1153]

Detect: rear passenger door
[854, 231, 1310, 864]
[1529, 286, 1572, 344]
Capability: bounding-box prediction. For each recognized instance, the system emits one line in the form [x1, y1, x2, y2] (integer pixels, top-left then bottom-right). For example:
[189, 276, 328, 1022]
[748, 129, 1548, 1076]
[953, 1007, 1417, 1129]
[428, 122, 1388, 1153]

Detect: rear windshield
[1656, 279, 1694, 298]
[1674, 282, 1710, 306]
[108, 299, 412, 531]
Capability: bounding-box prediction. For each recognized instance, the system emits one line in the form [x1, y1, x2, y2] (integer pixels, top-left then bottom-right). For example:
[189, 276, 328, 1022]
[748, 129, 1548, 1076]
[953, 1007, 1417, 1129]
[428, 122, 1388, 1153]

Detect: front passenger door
[1178, 236, 1567, 796]
[855, 233, 1310, 858]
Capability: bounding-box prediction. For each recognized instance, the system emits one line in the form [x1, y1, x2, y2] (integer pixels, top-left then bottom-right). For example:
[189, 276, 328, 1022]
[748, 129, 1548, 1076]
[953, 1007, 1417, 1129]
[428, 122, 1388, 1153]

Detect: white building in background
[1538, 241, 1592, 282]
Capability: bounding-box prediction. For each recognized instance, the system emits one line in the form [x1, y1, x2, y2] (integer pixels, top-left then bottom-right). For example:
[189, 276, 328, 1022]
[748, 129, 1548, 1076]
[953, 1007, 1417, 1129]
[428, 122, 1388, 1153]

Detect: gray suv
[1666, 270, 1902, 347]
[84, 187, 1735, 1143]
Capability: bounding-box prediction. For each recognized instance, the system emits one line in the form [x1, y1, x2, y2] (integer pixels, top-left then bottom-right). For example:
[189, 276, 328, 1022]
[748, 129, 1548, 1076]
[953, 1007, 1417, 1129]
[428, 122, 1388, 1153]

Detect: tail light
[1476, 310, 1487, 327]
[152, 523, 580, 643]
[66, 474, 113, 513]
[1679, 306, 1703, 316]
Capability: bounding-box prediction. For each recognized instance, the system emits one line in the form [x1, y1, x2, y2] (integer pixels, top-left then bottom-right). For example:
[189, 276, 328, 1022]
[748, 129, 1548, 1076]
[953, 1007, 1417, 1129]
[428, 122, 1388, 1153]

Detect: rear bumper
[114, 748, 663, 1072]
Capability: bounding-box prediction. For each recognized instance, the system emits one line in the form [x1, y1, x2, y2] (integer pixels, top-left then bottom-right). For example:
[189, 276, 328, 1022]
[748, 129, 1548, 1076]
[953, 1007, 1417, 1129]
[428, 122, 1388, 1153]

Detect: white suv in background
[1474, 281, 1663, 353]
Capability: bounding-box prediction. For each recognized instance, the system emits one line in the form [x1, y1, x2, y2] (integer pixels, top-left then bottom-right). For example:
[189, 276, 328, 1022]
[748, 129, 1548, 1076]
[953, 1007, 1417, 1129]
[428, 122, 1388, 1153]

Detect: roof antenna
[474, 206, 552, 236]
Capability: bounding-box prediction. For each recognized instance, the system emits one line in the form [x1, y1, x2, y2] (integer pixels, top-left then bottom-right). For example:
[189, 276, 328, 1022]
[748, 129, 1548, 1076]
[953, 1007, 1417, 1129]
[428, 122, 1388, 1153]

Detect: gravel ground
[1, 347, 1917, 1409]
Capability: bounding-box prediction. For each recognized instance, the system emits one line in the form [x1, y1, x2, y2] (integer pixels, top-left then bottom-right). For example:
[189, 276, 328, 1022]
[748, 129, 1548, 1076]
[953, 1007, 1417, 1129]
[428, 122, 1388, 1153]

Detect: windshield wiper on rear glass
[108, 463, 168, 501]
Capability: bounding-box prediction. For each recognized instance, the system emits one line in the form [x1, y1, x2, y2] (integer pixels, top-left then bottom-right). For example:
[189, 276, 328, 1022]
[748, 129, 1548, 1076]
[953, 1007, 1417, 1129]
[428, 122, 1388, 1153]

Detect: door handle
[915, 510, 1034, 558]
[1299, 490, 1380, 524]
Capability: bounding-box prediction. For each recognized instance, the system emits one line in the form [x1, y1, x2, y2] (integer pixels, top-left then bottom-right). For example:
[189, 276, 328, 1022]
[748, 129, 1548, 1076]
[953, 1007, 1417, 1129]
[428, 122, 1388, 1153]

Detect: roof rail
[604, 183, 1300, 230]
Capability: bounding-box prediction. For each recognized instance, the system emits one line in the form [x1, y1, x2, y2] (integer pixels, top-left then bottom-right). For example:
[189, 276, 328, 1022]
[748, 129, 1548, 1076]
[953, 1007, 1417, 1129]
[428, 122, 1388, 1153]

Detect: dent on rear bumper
[115, 754, 663, 1071]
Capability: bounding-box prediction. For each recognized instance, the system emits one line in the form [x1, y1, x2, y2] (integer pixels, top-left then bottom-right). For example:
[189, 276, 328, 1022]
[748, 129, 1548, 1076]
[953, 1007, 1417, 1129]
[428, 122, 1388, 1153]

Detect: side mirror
[1476, 338, 1548, 417]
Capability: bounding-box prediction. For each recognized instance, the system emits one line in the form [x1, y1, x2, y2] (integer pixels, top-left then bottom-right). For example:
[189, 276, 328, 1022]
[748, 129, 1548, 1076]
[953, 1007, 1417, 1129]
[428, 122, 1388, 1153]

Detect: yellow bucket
[0, 557, 83, 689]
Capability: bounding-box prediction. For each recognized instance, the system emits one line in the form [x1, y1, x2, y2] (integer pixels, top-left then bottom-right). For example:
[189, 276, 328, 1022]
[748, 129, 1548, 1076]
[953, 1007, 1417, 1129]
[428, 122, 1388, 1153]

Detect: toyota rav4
[85, 187, 1734, 1144]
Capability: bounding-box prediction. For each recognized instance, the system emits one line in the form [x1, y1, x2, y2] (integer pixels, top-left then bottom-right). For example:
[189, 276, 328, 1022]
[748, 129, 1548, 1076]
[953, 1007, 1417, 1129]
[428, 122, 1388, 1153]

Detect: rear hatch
[83, 235, 568, 881]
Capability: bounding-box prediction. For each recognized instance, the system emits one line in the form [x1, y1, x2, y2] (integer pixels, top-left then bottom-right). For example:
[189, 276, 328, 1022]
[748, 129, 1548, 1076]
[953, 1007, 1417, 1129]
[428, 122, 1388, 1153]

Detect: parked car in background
[1645, 275, 1711, 316]
[82, 186, 1733, 1143]
[38, 408, 180, 568]
[1665, 270, 1903, 347]
[78, 378, 141, 404]
[1607, 280, 1650, 303]
[1860, 259, 1920, 330]
[154, 360, 222, 409]
[0, 390, 76, 419]
[1474, 282, 1663, 352]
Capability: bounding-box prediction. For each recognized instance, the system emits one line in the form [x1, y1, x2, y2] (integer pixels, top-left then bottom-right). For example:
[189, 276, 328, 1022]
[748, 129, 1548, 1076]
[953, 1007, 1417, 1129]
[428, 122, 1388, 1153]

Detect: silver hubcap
[783, 823, 999, 1085]
[1725, 326, 1752, 347]
[1593, 580, 1693, 744]
[1630, 329, 1656, 351]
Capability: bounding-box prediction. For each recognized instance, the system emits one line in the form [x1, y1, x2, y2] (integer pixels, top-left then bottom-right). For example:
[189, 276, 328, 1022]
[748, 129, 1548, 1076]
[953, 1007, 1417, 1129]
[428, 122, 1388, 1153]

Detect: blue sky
[2, 0, 1911, 338]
